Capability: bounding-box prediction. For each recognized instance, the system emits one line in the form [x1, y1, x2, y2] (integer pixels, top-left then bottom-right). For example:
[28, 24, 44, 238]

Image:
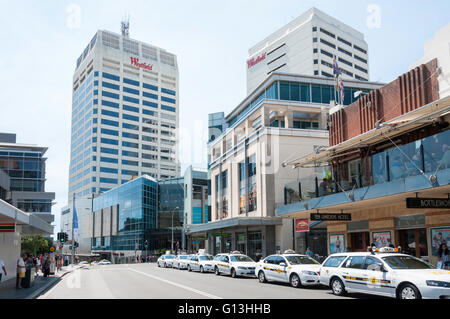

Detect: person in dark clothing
[42, 256, 50, 277]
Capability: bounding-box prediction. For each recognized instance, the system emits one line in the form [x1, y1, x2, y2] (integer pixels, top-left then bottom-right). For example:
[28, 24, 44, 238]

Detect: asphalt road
[38, 263, 388, 299]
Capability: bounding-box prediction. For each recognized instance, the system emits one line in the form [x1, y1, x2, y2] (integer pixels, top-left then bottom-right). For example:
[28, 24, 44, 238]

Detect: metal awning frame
[289, 96, 450, 168]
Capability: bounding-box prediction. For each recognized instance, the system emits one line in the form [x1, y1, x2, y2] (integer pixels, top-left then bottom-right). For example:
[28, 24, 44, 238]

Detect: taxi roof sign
[372, 247, 398, 254]
[283, 249, 296, 254]
[230, 250, 242, 255]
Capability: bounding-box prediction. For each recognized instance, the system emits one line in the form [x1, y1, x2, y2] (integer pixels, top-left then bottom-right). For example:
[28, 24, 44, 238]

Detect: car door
[220, 256, 231, 274]
[262, 256, 276, 281]
[191, 256, 199, 271]
[361, 256, 395, 296]
[340, 255, 366, 290]
[272, 256, 289, 282]
[213, 255, 221, 270]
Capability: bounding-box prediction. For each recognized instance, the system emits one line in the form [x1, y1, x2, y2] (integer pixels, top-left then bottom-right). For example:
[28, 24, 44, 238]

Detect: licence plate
[248, 271, 255, 275]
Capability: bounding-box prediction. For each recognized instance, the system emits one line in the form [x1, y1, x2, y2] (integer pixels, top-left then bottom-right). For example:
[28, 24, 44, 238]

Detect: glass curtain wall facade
[228, 80, 370, 127]
[92, 176, 158, 251]
[157, 177, 184, 251]
[284, 128, 450, 204]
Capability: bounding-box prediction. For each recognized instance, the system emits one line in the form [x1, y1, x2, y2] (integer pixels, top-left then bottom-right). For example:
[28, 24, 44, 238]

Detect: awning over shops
[186, 217, 283, 235]
[0, 199, 53, 235]
[286, 95, 450, 168]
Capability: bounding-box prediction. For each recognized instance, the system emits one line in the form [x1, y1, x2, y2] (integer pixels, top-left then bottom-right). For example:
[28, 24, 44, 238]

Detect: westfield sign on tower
[130, 57, 153, 71]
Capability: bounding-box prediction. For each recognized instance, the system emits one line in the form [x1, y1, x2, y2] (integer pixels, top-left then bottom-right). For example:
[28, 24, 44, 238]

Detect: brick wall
[330, 59, 440, 146]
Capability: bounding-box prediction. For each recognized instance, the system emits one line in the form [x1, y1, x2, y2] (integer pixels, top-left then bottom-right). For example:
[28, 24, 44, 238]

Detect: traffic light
[144, 240, 149, 249]
[58, 232, 67, 243]
[74, 241, 79, 248]
[63, 232, 68, 243]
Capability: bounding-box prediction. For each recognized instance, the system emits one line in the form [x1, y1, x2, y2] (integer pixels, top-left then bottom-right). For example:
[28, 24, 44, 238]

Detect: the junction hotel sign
[406, 198, 450, 209]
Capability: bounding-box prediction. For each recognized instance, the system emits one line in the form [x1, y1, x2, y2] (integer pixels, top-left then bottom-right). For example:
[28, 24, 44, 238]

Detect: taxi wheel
[164, 263, 167, 268]
[200, 266, 204, 273]
[290, 273, 302, 288]
[157, 262, 160, 267]
[188, 265, 192, 272]
[231, 268, 237, 278]
[331, 278, 346, 296]
[215, 267, 220, 276]
[398, 284, 421, 300]
[258, 271, 267, 283]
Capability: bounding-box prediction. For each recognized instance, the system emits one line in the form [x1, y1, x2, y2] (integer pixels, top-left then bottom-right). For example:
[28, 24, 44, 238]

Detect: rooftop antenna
[121, 14, 130, 38]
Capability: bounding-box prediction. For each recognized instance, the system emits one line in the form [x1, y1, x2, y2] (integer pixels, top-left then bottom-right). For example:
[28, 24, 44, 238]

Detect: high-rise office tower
[246, 7, 370, 94]
[69, 29, 179, 201]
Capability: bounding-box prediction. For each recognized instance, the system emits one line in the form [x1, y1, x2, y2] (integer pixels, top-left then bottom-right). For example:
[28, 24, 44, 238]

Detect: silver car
[173, 255, 190, 270]
[187, 254, 214, 273]
[157, 255, 176, 268]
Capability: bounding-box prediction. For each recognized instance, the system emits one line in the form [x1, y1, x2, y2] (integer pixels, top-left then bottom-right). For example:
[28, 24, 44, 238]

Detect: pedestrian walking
[16, 253, 26, 288]
[437, 243, 449, 270]
[42, 254, 50, 277]
[35, 256, 41, 276]
[305, 247, 313, 258]
[0, 258, 7, 283]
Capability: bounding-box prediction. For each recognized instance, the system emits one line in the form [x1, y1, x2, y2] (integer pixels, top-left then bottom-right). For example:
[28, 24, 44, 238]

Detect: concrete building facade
[246, 7, 370, 94]
[188, 73, 383, 261]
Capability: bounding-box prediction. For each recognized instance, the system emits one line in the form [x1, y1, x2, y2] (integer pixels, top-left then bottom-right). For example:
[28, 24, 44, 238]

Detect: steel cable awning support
[287, 96, 450, 169]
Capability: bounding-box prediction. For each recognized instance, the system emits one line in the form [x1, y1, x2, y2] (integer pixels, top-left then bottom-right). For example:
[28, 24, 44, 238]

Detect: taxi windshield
[285, 255, 320, 265]
[199, 255, 213, 261]
[179, 256, 188, 259]
[165, 255, 175, 259]
[382, 255, 435, 269]
[230, 255, 254, 262]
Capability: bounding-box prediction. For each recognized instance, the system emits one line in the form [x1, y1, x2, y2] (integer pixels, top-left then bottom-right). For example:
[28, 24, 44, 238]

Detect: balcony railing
[284, 129, 450, 204]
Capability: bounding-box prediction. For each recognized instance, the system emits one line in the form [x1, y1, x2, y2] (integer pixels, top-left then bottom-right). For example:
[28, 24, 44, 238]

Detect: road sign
[50, 246, 55, 252]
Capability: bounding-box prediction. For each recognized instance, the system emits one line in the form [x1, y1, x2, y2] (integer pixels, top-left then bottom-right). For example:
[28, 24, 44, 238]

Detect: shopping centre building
[187, 72, 382, 261]
[277, 58, 450, 265]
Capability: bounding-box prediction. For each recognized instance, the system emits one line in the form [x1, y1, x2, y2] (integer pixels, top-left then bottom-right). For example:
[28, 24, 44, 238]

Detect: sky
[0, 0, 449, 238]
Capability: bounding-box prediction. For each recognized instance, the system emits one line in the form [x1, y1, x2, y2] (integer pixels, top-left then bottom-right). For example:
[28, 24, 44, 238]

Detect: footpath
[0, 265, 79, 299]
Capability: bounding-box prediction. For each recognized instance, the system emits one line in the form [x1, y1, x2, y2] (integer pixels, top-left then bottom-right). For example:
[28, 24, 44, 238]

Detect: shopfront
[325, 202, 450, 265]
[187, 217, 283, 262]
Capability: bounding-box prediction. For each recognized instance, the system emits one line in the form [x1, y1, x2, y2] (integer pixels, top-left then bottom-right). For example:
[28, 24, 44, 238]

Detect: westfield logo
[247, 53, 266, 69]
[130, 57, 153, 70]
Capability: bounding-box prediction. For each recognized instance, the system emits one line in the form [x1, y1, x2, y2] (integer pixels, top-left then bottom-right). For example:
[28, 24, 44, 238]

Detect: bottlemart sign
[0, 223, 15, 232]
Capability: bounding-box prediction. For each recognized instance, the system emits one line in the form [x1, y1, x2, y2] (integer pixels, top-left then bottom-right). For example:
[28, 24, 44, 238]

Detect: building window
[248, 154, 257, 212]
[221, 170, 228, 219]
[239, 162, 246, 214]
[320, 38, 336, 49]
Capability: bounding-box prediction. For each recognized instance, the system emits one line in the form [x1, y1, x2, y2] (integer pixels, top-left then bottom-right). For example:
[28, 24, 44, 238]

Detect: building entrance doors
[350, 232, 370, 252]
[398, 228, 428, 258]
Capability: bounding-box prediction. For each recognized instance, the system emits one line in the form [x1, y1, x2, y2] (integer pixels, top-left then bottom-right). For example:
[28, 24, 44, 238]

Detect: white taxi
[172, 255, 190, 270]
[187, 254, 215, 273]
[255, 250, 321, 288]
[156, 254, 176, 268]
[319, 247, 450, 299]
[213, 251, 257, 278]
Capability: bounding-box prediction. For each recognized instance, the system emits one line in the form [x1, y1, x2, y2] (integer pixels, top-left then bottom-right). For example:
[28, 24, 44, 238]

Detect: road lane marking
[127, 268, 222, 299]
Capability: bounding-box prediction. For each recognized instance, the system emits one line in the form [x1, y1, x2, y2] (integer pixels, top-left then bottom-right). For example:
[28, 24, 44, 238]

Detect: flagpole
[72, 193, 75, 266]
